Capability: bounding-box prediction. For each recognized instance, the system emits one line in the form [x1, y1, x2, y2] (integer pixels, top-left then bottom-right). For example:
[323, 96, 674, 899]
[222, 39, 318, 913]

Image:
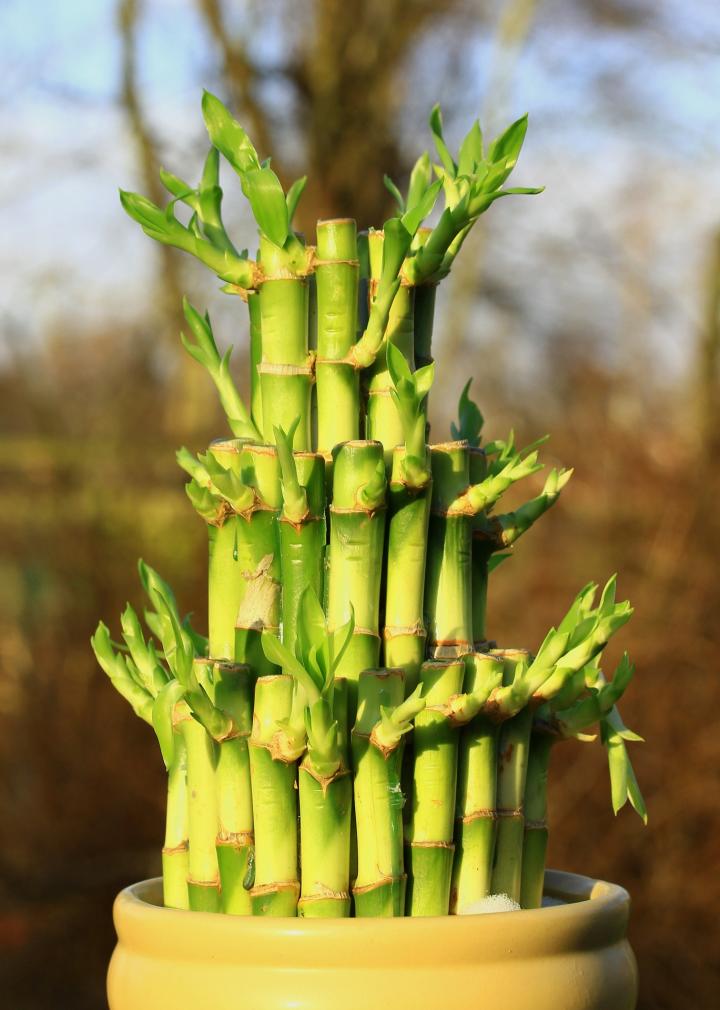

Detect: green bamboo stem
[383, 446, 431, 693]
[365, 230, 416, 457]
[161, 729, 189, 910]
[277, 450, 326, 664]
[197, 659, 255, 916]
[491, 649, 533, 903]
[406, 659, 465, 916]
[298, 679, 352, 918]
[248, 289, 263, 436]
[248, 675, 300, 916]
[326, 441, 387, 713]
[178, 712, 222, 913]
[425, 441, 473, 657]
[412, 228, 437, 369]
[520, 729, 553, 909]
[315, 219, 360, 455]
[352, 668, 407, 916]
[450, 652, 504, 913]
[257, 236, 312, 449]
[468, 447, 490, 645]
[233, 444, 282, 674]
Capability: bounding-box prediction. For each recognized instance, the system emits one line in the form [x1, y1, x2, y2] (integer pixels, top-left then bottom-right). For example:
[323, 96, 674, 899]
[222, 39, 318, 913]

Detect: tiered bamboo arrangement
[93, 95, 646, 918]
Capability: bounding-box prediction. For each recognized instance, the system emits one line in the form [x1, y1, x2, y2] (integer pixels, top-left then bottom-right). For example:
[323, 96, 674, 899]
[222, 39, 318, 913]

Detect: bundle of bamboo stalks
[92, 94, 645, 918]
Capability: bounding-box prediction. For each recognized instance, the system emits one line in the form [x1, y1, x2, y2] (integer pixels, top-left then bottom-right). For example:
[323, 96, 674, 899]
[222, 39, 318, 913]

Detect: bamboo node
[161, 841, 189, 855]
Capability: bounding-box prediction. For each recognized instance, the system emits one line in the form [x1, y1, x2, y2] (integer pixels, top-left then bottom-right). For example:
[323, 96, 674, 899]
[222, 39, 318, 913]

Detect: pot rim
[113, 869, 631, 967]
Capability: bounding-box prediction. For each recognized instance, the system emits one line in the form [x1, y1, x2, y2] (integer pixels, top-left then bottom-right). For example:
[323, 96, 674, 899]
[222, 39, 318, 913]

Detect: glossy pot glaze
[108, 869, 637, 1010]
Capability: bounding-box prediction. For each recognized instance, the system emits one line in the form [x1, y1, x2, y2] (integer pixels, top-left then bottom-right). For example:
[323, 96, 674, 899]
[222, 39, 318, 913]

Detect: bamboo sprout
[261, 589, 356, 917]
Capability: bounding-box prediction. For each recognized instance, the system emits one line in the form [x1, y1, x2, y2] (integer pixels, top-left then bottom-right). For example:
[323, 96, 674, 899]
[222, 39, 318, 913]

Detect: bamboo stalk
[490, 649, 532, 903]
[275, 433, 326, 664]
[248, 675, 301, 916]
[178, 711, 222, 913]
[233, 444, 282, 674]
[326, 440, 387, 714]
[412, 228, 437, 370]
[406, 659, 465, 916]
[195, 659, 255, 916]
[365, 230, 416, 457]
[468, 447, 490, 646]
[425, 441, 473, 657]
[248, 289, 263, 436]
[519, 728, 552, 910]
[449, 652, 504, 913]
[161, 729, 190, 910]
[383, 448, 431, 693]
[315, 219, 360, 455]
[298, 679, 352, 918]
[352, 669, 422, 916]
[257, 235, 313, 449]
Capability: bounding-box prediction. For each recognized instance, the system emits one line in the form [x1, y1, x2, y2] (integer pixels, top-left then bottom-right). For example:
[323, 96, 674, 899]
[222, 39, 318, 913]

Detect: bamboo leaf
[406, 153, 432, 211]
[285, 175, 307, 225]
[331, 608, 355, 675]
[401, 179, 442, 235]
[202, 90, 260, 175]
[457, 120, 484, 175]
[429, 103, 456, 177]
[414, 361, 435, 400]
[383, 174, 405, 213]
[241, 165, 289, 247]
[386, 340, 413, 388]
[487, 114, 529, 171]
[450, 378, 484, 445]
[488, 552, 511, 573]
[91, 622, 153, 723]
[159, 168, 196, 204]
[261, 631, 321, 702]
[152, 680, 186, 769]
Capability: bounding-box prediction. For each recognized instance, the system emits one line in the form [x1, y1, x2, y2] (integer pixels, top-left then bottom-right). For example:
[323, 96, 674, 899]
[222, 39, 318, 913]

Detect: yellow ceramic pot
[108, 869, 637, 1010]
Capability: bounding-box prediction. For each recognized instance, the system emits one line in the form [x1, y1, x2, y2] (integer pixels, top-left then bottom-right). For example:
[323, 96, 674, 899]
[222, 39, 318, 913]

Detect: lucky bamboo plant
[93, 93, 646, 919]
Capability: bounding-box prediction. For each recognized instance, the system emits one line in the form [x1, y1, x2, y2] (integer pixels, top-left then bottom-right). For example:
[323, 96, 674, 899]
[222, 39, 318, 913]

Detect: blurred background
[1, 1, 719, 1007]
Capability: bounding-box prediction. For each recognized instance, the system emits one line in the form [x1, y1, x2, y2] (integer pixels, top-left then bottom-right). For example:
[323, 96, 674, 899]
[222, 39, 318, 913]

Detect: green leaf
[487, 552, 511, 574]
[331, 608, 355, 675]
[450, 378, 484, 445]
[91, 621, 153, 723]
[159, 168, 196, 204]
[261, 631, 321, 702]
[429, 104, 456, 177]
[457, 120, 484, 175]
[406, 152, 432, 211]
[383, 174, 405, 213]
[401, 179, 442, 235]
[414, 361, 435, 400]
[286, 175, 307, 225]
[386, 340, 413, 389]
[241, 165, 289, 247]
[152, 680, 186, 769]
[185, 479, 222, 522]
[487, 113, 529, 171]
[201, 91, 260, 175]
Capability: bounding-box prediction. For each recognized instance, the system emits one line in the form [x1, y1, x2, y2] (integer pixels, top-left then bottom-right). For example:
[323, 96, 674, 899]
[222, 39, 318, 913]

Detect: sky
[2, 0, 720, 384]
